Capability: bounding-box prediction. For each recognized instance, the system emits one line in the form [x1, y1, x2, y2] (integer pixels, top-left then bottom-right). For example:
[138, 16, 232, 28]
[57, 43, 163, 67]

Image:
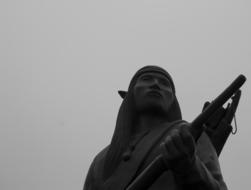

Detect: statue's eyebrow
[138, 73, 171, 87]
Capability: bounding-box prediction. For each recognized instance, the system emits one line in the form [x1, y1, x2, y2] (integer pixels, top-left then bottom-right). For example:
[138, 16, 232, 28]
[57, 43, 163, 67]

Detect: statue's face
[133, 72, 174, 115]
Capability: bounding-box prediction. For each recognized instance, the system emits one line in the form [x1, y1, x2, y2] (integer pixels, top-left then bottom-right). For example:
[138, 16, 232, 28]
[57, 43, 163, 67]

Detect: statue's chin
[137, 103, 169, 117]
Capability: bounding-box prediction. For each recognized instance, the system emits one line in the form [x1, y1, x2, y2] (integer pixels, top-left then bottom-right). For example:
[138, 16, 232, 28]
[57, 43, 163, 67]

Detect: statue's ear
[118, 90, 127, 99]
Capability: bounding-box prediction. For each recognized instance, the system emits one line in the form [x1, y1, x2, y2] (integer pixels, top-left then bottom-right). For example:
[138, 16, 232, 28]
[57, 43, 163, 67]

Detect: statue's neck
[134, 113, 168, 134]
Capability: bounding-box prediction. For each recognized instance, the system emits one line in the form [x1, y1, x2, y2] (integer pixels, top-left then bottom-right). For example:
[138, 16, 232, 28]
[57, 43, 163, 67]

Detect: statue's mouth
[147, 90, 162, 98]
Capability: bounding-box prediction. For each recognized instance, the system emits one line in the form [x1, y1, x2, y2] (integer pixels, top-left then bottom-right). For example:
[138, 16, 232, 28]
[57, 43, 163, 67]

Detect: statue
[84, 65, 242, 190]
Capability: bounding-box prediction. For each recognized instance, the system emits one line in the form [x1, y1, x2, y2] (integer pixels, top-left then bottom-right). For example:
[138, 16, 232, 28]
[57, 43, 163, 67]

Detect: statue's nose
[149, 79, 161, 90]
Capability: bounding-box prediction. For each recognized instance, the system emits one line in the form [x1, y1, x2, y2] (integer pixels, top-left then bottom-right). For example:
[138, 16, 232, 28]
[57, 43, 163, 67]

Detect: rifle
[126, 74, 246, 190]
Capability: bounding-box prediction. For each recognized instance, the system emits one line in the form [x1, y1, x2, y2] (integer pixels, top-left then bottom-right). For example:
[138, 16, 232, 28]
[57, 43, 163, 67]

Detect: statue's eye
[159, 78, 170, 86]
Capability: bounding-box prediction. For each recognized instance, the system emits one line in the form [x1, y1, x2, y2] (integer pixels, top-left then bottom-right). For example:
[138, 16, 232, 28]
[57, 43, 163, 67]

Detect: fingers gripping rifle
[126, 74, 246, 190]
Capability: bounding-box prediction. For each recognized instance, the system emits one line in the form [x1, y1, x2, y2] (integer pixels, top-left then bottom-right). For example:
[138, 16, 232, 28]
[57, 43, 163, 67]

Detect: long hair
[103, 66, 182, 179]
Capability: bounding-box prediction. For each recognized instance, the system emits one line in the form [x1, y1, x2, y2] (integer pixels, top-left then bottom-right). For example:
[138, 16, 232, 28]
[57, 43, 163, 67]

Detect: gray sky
[0, 0, 250, 189]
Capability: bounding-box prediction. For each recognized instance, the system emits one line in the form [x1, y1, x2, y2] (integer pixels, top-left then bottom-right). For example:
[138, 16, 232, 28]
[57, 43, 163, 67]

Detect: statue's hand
[160, 123, 196, 174]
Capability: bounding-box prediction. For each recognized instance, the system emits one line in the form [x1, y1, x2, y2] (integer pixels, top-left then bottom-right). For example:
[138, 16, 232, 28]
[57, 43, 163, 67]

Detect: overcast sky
[0, 1, 250, 190]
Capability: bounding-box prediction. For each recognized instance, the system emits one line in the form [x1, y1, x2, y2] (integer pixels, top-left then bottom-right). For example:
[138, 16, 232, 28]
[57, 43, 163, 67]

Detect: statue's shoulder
[88, 146, 110, 183]
[92, 146, 109, 171]
[196, 132, 218, 163]
[94, 145, 109, 163]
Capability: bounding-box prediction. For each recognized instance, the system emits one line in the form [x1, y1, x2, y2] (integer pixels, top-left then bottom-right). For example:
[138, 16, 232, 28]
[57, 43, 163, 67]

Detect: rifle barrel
[190, 74, 246, 140]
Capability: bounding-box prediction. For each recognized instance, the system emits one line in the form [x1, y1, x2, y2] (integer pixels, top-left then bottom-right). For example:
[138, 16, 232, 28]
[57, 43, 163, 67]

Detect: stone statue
[84, 65, 229, 190]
